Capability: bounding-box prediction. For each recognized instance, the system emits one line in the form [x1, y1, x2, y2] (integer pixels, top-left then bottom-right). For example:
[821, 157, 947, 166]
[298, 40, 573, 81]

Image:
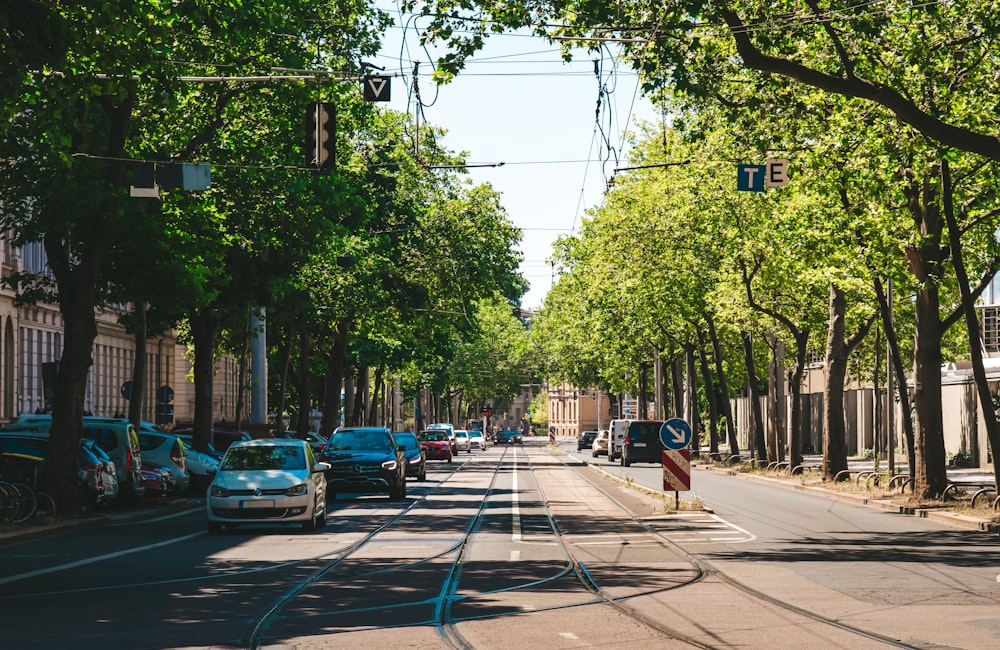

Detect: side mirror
[313, 461, 331, 472]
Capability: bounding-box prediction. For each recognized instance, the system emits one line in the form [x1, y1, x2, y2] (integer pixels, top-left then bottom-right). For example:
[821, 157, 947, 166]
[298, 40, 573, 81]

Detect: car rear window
[83, 427, 119, 452]
[394, 432, 418, 448]
[628, 421, 663, 443]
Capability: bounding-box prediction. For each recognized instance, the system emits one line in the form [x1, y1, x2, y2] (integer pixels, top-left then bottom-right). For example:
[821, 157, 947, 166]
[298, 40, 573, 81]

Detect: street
[1, 440, 998, 649]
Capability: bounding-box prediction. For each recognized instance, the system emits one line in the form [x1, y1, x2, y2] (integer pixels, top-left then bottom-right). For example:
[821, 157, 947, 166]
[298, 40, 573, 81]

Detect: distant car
[0, 432, 115, 508]
[468, 430, 486, 450]
[417, 430, 453, 462]
[137, 431, 190, 493]
[454, 430, 472, 453]
[392, 431, 427, 481]
[577, 430, 598, 451]
[140, 464, 173, 497]
[591, 430, 610, 457]
[496, 430, 521, 445]
[273, 430, 328, 454]
[426, 423, 456, 455]
[321, 427, 406, 501]
[207, 438, 329, 533]
[619, 420, 667, 467]
[172, 433, 225, 461]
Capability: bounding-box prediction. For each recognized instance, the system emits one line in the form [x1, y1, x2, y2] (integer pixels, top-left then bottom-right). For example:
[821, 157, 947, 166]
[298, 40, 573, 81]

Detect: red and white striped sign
[662, 449, 691, 491]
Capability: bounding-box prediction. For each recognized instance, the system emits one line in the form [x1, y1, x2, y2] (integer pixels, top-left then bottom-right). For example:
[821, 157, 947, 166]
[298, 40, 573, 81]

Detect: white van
[607, 419, 632, 461]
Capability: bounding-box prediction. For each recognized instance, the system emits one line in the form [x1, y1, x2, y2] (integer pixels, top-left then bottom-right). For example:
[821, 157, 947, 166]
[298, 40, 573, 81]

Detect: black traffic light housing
[306, 102, 336, 171]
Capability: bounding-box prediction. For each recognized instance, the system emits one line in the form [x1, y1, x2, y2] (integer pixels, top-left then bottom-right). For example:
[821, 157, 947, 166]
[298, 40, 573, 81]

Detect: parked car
[454, 430, 472, 453]
[137, 431, 190, 493]
[140, 463, 173, 498]
[320, 427, 406, 501]
[468, 429, 487, 450]
[577, 430, 598, 451]
[496, 430, 522, 445]
[172, 427, 252, 452]
[417, 430, 453, 463]
[391, 431, 427, 481]
[172, 433, 225, 461]
[591, 430, 610, 457]
[273, 430, 328, 454]
[0, 432, 115, 507]
[4, 415, 145, 501]
[619, 420, 667, 467]
[207, 438, 328, 533]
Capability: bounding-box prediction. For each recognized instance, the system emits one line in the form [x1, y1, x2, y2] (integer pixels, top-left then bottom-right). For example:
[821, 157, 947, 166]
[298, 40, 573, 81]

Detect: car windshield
[470, 431, 483, 438]
[456, 432, 468, 439]
[393, 432, 418, 448]
[328, 431, 392, 451]
[419, 431, 446, 442]
[221, 445, 306, 471]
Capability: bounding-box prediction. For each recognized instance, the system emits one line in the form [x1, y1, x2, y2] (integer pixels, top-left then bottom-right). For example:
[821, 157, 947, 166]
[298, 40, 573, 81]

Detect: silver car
[136, 430, 191, 493]
[207, 439, 329, 533]
[454, 430, 472, 453]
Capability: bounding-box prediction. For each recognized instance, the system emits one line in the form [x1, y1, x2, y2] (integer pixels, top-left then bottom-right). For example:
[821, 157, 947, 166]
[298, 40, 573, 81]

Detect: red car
[417, 430, 453, 463]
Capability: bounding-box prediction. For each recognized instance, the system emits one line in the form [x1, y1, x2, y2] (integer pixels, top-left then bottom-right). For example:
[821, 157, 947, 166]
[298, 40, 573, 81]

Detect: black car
[321, 427, 406, 500]
[391, 431, 427, 481]
[619, 420, 666, 467]
[577, 430, 598, 451]
[496, 430, 522, 445]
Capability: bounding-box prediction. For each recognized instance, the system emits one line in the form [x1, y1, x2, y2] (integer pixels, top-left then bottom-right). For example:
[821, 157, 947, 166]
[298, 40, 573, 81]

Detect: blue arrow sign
[660, 418, 692, 450]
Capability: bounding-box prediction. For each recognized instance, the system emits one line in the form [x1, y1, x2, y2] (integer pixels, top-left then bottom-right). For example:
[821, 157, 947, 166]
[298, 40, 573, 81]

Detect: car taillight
[171, 447, 185, 472]
[81, 463, 99, 472]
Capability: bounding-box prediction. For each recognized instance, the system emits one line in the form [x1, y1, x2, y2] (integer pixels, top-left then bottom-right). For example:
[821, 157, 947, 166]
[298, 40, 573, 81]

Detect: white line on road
[0, 531, 204, 586]
[511, 454, 521, 543]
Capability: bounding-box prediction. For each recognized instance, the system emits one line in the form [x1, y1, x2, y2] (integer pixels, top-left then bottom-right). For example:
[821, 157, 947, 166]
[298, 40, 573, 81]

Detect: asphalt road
[0, 440, 997, 649]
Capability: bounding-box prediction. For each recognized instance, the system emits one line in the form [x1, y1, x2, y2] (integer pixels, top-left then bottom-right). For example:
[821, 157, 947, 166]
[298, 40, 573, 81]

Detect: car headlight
[408, 455, 422, 464]
[381, 459, 398, 471]
[210, 485, 230, 498]
[284, 483, 308, 496]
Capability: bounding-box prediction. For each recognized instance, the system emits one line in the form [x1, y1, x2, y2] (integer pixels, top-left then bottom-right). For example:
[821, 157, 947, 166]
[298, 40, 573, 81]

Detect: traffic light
[306, 102, 336, 171]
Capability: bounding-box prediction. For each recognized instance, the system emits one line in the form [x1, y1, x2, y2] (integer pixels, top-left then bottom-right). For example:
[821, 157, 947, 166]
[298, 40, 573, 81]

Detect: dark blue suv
[320, 427, 406, 501]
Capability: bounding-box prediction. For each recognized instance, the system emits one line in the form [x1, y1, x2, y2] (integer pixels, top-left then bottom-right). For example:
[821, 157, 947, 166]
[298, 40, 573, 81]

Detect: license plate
[239, 499, 275, 509]
[633, 442, 646, 447]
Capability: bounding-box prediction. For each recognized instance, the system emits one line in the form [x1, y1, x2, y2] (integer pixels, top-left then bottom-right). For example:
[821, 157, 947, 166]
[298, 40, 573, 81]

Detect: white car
[206, 439, 329, 533]
[468, 430, 486, 450]
[591, 430, 610, 458]
[454, 430, 472, 453]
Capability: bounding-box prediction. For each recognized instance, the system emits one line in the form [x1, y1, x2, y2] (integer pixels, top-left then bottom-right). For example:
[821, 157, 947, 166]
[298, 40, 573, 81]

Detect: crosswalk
[640, 512, 756, 544]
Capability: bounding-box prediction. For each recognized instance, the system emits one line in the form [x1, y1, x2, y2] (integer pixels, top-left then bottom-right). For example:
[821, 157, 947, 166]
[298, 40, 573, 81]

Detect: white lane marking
[0, 531, 203, 586]
[511, 454, 521, 543]
[510, 550, 521, 561]
[559, 632, 579, 640]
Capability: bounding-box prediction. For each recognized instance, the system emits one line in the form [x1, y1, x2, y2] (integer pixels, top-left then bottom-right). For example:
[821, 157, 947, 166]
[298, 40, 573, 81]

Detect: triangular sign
[364, 75, 391, 102]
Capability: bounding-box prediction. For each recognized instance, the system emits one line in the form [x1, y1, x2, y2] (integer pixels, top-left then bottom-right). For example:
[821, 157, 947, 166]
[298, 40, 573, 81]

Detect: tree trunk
[903, 166, 950, 499]
[788, 329, 809, 471]
[45, 96, 131, 515]
[233, 312, 250, 431]
[767, 333, 783, 463]
[874, 276, 916, 477]
[697, 329, 719, 459]
[670, 356, 683, 418]
[189, 304, 218, 454]
[941, 160, 1000, 491]
[128, 301, 147, 427]
[369, 364, 385, 426]
[320, 322, 349, 436]
[352, 365, 368, 425]
[742, 331, 767, 463]
[275, 321, 294, 429]
[823, 284, 851, 481]
[638, 361, 650, 419]
[707, 313, 739, 458]
[295, 326, 311, 433]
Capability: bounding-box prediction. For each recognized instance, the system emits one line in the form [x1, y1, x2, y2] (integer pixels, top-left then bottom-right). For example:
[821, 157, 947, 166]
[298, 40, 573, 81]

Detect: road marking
[511, 455, 521, 543]
[0, 531, 204, 586]
[510, 550, 521, 561]
[559, 632, 579, 640]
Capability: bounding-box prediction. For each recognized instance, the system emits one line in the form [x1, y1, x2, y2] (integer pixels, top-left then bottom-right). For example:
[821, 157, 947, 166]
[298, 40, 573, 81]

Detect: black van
[619, 420, 666, 467]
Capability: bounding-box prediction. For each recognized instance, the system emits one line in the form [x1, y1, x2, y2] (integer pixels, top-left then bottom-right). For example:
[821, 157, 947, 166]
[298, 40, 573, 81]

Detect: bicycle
[0, 452, 54, 523]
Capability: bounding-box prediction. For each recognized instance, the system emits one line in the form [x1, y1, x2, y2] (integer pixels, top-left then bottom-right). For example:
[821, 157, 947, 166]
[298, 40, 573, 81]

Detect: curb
[697, 463, 1000, 535]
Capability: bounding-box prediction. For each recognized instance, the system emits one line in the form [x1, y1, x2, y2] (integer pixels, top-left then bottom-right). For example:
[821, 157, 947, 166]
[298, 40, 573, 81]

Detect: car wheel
[317, 507, 327, 528]
[418, 467, 426, 481]
[303, 507, 318, 532]
[622, 452, 630, 467]
[207, 521, 223, 534]
[592, 449, 597, 458]
[447, 454, 453, 463]
[389, 481, 405, 501]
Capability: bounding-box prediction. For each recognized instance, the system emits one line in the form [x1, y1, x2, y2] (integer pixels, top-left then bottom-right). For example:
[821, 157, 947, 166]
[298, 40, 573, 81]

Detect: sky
[368, 5, 658, 309]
